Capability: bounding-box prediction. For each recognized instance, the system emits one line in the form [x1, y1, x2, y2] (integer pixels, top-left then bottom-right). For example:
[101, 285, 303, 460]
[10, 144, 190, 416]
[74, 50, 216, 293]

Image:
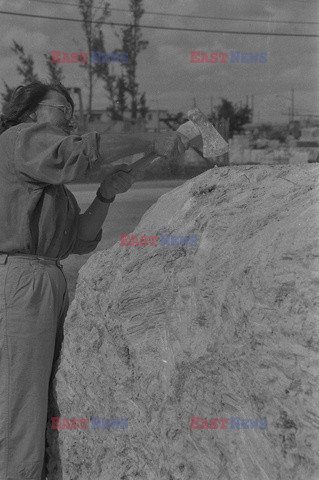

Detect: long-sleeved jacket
[0, 121, 103, 259]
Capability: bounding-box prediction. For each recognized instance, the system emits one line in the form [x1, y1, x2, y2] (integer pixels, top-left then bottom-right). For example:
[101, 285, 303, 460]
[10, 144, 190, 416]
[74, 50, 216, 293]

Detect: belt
[0, 253, 63, 268]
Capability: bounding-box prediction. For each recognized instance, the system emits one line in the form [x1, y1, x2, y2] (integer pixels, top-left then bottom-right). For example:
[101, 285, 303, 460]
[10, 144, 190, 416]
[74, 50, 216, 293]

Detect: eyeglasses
[37, 103, 73, 120]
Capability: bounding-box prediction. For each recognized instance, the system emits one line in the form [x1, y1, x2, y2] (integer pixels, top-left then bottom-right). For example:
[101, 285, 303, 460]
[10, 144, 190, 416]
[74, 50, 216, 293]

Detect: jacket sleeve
[63, 186, 103, 256]
[14, 122, 102, 184]
[71, 228, 103, 255]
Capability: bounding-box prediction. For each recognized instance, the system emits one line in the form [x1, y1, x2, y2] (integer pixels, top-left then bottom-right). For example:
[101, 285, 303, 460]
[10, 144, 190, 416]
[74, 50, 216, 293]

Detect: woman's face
[34, 90, 75, 134]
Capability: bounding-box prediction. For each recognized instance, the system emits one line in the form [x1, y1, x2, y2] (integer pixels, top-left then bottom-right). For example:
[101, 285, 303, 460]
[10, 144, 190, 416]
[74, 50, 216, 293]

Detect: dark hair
[0, 80, 74, 134]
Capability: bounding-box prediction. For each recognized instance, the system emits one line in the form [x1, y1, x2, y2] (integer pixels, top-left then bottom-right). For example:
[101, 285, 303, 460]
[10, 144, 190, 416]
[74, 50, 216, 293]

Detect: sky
[0, 0, 318, 123]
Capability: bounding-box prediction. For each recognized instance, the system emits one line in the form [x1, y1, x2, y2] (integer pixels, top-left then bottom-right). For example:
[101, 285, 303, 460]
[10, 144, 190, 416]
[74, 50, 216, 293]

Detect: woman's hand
[99, 164, 135, 199]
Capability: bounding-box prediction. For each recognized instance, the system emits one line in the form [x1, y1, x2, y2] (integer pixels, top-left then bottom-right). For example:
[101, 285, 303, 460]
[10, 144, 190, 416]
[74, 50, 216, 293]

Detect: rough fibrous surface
[47, 165, 319, 480]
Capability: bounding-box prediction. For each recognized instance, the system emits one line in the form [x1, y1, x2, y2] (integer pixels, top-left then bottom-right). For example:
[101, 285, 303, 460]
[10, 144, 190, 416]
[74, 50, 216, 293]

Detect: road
[62, 179, 186, 300]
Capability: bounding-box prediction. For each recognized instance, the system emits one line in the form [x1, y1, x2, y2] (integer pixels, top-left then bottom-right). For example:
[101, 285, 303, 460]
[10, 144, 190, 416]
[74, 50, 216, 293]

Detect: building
[143, 109, 169, 132]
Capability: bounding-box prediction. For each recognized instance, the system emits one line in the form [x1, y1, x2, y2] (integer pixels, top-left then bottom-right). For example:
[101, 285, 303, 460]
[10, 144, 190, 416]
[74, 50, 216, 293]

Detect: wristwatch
[96, 187, 116, 203]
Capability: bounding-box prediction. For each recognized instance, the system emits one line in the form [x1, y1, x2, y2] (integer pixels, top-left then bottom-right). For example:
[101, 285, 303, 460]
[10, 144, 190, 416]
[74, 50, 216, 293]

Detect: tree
[105, 75, 127, 121]
[234, 105, 251, 132]
[1, 81, 15, 105]
[91, 30, 121, 120]
[11, 41, 39, 84]
[77, 0, 110, 121]
[1, 43, 67, 108]
[117, 0, 148, 120]
[44, 53, 64, 83]
[1, 41, 39, 107]
[91, 1, 148, 121]
[117, 75, 127, 119]
[138, 92, 148, 120]
[161, 112, 187, 131]
[217, 98, 252, 137]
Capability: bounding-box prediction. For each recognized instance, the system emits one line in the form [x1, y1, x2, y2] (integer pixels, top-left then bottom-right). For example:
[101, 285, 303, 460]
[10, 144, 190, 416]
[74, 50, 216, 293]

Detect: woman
[0, 80, 185, 479]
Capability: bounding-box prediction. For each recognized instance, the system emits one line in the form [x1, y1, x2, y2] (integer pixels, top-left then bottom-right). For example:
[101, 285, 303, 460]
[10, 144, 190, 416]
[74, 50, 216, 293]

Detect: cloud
[0, 0, 318, 123]
[2, 26, 49, 50]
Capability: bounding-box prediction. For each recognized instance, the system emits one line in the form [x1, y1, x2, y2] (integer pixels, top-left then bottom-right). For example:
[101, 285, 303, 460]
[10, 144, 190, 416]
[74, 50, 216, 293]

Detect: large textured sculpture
[46, 165, 319, 480]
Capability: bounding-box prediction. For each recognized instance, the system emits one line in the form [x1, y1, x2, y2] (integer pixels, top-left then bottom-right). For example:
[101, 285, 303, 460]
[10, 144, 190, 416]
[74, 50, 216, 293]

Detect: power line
[1, 10, 319, 37]
[27, 0, 319, 26]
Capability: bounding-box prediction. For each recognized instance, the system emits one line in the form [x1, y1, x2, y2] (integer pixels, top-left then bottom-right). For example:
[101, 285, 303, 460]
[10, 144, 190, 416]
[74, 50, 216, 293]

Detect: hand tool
[128, 107, 229, 173]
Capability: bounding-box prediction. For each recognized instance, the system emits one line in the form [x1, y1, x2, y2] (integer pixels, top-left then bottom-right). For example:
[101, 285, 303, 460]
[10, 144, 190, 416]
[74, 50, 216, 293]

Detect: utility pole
[251, 95, 254, 123]
[149, 99, 160, 132]
[291, 88, 294, 122]
[156, 99, 160, 132]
